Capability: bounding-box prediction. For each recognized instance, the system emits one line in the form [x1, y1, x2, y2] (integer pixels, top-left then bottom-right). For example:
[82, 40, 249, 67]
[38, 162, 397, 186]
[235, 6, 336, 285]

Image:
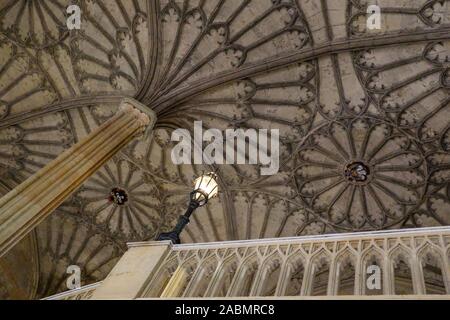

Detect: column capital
[118, 97, 157, 137]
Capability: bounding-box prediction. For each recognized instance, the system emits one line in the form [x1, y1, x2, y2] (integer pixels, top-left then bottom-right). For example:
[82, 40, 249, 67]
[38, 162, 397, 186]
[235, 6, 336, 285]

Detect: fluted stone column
[0, 98, 156, 258]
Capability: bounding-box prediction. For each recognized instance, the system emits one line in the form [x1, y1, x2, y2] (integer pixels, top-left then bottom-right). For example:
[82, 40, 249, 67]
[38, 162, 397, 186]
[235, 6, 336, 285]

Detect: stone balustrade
[45, 227, 450, 299]
[44, 282, 101, 300]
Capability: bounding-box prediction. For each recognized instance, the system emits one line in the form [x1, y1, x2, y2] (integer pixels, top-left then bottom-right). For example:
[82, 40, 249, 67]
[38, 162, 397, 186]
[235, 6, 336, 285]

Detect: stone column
[0, 98, 156, 258]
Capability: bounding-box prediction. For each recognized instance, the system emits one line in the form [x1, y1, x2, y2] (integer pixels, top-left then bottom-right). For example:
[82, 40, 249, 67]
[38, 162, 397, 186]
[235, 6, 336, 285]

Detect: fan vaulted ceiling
[0, 0, 449, 299]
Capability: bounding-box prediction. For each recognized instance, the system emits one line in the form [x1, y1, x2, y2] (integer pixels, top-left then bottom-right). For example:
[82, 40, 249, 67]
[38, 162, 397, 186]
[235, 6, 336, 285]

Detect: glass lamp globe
[190, 172, 219, 206]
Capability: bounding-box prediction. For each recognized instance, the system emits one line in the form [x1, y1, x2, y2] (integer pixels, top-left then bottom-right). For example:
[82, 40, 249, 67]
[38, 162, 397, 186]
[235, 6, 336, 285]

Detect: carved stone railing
[43, 282, 101, 300]
[142, 227, 450, 298]
[44, 227, 450, 299]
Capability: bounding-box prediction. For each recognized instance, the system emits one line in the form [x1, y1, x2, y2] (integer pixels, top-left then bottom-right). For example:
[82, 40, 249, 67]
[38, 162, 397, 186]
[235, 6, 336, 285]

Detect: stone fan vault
[0, 0, 449, 299]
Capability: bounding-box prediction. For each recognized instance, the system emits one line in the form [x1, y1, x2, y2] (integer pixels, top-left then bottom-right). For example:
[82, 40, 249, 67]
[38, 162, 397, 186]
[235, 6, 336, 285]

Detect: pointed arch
[227, 254, 259, 297]
[184, 254, 220, 297]
[335, 249, 357, 295]
[283, 252, 306, 296]
[418, 244, 447, 294]
[309, 250, 331, 296]
[207, 253, 240, 297]
[389, 246, 415, 295]
[253, 252, 283, 297]
[360, 246, 384, 295]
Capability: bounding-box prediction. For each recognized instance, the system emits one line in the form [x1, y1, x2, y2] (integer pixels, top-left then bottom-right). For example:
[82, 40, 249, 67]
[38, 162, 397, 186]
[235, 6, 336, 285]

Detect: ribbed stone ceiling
[0, 0, 449, 299]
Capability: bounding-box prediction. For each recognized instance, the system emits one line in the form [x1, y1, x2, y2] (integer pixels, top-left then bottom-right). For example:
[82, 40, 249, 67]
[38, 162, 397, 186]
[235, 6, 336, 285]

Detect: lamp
[157, 172, 219, 244]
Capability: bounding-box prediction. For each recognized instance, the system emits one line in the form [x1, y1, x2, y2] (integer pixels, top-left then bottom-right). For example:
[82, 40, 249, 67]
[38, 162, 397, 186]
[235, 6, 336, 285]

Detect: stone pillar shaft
[0, 98, 155, 258]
